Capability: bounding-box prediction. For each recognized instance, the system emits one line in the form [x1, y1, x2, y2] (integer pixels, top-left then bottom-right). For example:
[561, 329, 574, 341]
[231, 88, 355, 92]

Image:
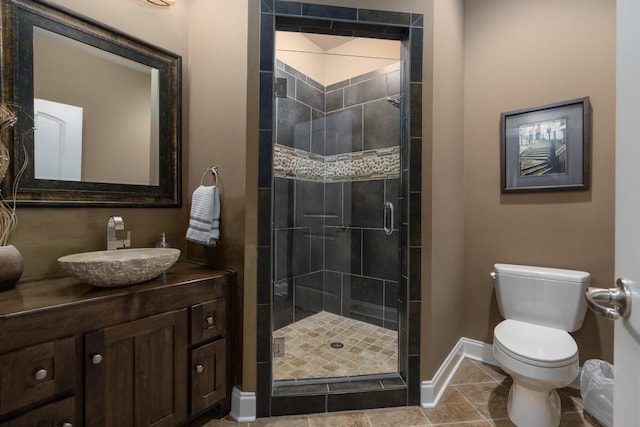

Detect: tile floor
[201, 358, 602, 427]
[272, 311, 398, 381]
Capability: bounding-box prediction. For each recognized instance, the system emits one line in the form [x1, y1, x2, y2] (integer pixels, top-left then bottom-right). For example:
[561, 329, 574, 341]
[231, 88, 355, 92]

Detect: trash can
[580, 359, 614, 427]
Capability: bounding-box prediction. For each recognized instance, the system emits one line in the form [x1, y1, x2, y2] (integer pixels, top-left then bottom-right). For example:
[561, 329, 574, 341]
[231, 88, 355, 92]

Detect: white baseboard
[420, 337, 495, 408]
[229, 386, 256, 423]
[421, 337, 583, 408]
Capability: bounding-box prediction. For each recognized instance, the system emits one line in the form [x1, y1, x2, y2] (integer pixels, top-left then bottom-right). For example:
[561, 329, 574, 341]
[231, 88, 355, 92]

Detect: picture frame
[500, 97, 590, 193]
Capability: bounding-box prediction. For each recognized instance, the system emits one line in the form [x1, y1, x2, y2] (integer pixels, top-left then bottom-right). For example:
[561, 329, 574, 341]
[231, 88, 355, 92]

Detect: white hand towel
[186, 185, 220, 246]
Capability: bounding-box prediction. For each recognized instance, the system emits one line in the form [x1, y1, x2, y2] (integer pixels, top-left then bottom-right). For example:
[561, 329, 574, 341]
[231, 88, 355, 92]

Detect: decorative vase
[0, 245, 24, 291]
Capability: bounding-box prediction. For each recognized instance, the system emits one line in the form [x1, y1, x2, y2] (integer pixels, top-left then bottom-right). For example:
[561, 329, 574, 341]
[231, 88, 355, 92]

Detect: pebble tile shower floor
[272, 311, 398, 381]
[199, 358, 601, 426]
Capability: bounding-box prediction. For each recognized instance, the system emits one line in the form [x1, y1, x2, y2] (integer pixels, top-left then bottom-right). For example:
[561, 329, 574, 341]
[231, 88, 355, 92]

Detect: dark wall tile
[302, 4, 357, 20]
[409, 192, 421, 247]
[363, 98, 400, 150]
[276, 97, 311, 151]
[409, 247, 421, 301]
[258, 130, 273, 188]
[294, 272, 324, 314]
[259, 71, 274, 131]
[297, 79, 324, 111]
[327, 388, 406, 412]
[261, 0, 274, 13]
[260, 14, 274, 72]
[409, 83, 422, 138]
[275, 68, 295, 98]
[410, 27, 424, 83]
[323, 271, 342, 315]
[257, 246, 272, 305]
[324, 182, 343, 227]
[346, 180, 384, 229]
[409, 137, 422, 192]
[256, 362, 272, 418]
[325, 106, 363, 155]
[411, 13, 424, 27]
[344, 76, 386, 107]
[358, 9, 411, 26]
[386, 69, 401, 96]
[348, 274, 383, 306]
[351, 68, 379, 84]
[257, 304, 272, 363]
[274, 0, 302, 15]
[274, 177, 294, 228]
[407, 355, 421, 405]
[273, 278, 293, 330]
[324, 228, 362, 275]
[311, 110, 325, 156]
[362, 229, 401, 281]
[325, 89, 344, 112]
[274, 229, 292, 281]
[271, 394, 326, 416]
[408, 301, 421, 355]
[291, 228, 310, 277]
[295, 180, 324, 229]
[326, 79, 349, 92]
[258, 188, 272, 247]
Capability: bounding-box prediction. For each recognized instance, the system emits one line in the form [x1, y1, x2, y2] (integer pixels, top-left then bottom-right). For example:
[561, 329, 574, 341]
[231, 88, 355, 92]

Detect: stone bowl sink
[57, 248, 181, 287]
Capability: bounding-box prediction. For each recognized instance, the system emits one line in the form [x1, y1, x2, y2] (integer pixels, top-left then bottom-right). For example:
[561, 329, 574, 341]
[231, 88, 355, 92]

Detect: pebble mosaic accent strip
[273, 144, 400, 182]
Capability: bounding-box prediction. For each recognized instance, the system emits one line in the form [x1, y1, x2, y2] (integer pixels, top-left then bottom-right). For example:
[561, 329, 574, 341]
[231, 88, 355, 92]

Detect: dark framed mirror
[0, 0, 181, 206]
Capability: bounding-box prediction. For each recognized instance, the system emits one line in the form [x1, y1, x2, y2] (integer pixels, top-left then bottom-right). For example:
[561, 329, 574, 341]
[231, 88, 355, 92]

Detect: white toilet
[491, 263, 590, 427]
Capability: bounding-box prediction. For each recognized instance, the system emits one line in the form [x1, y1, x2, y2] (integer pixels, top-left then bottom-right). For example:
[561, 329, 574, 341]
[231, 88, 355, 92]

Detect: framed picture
[500, 97, 590, 193]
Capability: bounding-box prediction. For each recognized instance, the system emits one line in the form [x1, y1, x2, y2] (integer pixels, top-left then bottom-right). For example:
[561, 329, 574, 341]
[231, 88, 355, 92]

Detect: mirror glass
[1, 0, 181, 206]
[33, 27, 160, 186]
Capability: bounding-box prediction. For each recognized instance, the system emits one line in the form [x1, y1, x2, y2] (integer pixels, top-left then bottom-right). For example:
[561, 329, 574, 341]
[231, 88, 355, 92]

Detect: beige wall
[8, 0, 615, 399]
[11, 0, 189, 282]
[462, 0, 616, 363]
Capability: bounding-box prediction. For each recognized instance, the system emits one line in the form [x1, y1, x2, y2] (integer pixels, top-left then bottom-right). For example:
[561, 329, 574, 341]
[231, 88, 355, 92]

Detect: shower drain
[330, 342, 344, 349]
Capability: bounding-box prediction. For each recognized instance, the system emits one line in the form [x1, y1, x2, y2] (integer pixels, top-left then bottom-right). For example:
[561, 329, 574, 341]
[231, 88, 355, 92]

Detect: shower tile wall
[273, 61, 401, 333]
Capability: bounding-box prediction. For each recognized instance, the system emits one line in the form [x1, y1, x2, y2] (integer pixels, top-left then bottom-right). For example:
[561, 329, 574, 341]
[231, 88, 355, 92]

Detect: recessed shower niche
[256, 2, 424, 416]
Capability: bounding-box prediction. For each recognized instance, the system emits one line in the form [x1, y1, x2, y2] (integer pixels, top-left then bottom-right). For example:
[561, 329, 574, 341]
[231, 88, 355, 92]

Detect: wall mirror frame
[0, 0, 182, 207]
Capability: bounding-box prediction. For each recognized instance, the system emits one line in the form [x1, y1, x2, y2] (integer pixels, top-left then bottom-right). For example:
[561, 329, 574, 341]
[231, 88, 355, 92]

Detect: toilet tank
[493, 263, 590, 332]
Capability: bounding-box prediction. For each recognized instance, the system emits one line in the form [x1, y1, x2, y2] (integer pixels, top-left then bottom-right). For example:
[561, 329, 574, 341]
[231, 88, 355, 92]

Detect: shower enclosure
[256, 2, 424, 416]
[271, 33, 402, 383]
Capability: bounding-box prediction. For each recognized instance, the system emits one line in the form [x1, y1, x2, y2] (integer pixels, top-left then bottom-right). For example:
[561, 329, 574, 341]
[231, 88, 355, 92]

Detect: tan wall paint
[463, 0, 616, 363]
[186, 0, 257, 391]
[10, 0, 189, 282]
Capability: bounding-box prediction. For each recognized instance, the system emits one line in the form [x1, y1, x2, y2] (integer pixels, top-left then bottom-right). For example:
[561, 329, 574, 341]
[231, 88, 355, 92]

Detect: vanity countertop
[0, 261, 232, 318]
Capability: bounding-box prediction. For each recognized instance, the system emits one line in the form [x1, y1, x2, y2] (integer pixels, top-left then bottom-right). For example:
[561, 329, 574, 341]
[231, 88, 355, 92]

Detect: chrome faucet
[106, 215, 131, 250]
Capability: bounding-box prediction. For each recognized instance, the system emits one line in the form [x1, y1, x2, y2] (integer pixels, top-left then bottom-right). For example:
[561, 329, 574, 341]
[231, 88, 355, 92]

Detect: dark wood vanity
[0, 262, 235, 426]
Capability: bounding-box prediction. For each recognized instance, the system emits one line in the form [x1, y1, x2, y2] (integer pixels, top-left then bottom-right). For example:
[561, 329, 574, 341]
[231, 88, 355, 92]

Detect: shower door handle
[384, 202, 394, 235]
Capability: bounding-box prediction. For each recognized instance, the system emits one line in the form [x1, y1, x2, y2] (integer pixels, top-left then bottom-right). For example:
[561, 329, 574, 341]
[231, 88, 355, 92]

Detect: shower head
[386, 96, 400, 108]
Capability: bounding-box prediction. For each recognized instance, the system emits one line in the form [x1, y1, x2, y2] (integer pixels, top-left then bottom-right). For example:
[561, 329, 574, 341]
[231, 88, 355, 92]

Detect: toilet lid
[494, 319, 578, 368]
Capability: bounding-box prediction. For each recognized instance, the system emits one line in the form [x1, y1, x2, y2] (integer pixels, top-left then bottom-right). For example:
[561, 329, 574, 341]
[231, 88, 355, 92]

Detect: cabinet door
[0, 397, 74, 427]
[85, 310, 188, 427]
[190, 339, 226, 416]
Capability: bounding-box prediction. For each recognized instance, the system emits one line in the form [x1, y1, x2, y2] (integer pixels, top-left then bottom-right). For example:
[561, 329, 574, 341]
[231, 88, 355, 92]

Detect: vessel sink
[57, 248, 181, 287]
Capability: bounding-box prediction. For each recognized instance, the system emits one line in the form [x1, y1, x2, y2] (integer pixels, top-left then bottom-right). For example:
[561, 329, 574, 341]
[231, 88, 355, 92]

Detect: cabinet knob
[34, 369, 48, 381]
[206, 315, 215, 326]
[91, 353, 103, 365]
[61, 423, 73, 427]
[195, 364, 204, 374]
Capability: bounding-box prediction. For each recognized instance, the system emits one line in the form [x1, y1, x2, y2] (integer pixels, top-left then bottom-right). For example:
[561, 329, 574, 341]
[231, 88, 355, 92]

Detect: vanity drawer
[0, 337, 75, 416]
[190, 339, 226, 416]
[0, 396, 75, 427]
[191, 298, 226, 344]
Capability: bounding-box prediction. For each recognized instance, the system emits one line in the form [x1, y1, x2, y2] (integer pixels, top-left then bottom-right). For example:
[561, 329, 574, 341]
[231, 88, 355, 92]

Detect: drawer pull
[34, 368, 48, 381]
[195, 363, 204, 374]
[62, 423, 73, 427]
[91, 353, 103, 365]
[206, 315, 215, 327]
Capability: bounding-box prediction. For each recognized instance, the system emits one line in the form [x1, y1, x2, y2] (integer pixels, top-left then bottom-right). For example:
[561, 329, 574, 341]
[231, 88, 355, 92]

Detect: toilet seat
[494, 319, 578, 368]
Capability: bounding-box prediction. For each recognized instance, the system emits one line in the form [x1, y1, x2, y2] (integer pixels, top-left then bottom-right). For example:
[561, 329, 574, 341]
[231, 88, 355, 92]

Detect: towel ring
[200, 166, 219, 186]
